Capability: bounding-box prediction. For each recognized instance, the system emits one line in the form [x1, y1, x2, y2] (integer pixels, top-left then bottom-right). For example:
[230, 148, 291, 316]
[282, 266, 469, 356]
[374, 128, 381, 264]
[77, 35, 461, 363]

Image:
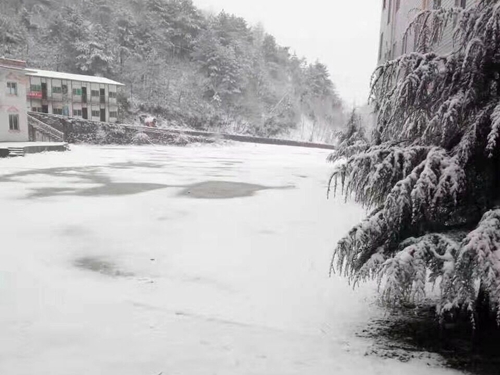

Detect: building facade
[26, 70, 124, 124]
[378, 0, 480, 65]
[0, 58, 30, 142]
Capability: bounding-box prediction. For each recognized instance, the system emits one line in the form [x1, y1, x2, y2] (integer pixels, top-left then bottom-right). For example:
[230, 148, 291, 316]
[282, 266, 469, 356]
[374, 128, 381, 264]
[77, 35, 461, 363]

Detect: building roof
[26, 69, 125, 86]
[0, 64, 27, 72]
[0, 57, 27, 69]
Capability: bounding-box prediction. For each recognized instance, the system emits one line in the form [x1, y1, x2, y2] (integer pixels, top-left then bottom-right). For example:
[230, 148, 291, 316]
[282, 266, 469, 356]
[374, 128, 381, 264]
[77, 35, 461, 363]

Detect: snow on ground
[0, 144, 459, 375]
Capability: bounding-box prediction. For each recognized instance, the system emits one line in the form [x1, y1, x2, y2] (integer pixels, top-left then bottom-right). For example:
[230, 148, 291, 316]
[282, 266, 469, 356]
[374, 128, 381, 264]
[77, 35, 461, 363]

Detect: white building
[378, 0, 480, 65]
[26, 70, 124, 123]
[0, 58, 30, 142]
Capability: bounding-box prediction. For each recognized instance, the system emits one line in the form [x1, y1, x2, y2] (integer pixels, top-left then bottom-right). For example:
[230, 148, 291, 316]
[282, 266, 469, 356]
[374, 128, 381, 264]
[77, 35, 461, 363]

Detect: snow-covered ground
[0, 144, 459, 375]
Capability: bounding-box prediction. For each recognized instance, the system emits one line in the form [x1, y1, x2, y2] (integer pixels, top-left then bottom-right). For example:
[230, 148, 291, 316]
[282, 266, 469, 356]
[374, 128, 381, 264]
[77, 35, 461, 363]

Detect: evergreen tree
[335, 109, 367, 148]
[74, 24, 115, 75]
[0, 10, 26, 56]
[192, 18, 250, 105]
[167, 0, 204, 57]
[329, 0, 500, 327]
[115, 10, 138, 71]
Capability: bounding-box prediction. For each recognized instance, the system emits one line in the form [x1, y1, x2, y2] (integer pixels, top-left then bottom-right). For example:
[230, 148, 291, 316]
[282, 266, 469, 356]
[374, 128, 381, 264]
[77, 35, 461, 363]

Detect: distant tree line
[0, 0, 344, 140]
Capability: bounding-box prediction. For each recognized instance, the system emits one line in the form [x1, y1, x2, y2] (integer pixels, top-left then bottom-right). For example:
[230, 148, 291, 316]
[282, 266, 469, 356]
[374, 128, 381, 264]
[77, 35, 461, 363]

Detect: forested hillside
[0, 0, 344, 141]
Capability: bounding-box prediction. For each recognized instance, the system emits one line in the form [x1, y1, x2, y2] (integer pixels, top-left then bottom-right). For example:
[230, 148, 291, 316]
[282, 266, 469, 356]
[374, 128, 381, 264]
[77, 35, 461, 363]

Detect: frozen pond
[0, 144, 458, 374]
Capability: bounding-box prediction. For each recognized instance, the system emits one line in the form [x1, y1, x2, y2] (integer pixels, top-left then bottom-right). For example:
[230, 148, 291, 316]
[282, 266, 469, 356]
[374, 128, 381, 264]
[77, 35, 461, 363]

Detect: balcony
[28, 92, 112, 105]
[27, 91, 43, 100]
[90, 95, 108, 104]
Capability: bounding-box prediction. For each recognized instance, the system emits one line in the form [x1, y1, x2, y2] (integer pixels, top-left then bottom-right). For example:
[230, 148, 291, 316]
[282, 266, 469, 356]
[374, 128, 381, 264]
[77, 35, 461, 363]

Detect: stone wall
[29, 112, 336, 150]
[29, 113, 215, 146]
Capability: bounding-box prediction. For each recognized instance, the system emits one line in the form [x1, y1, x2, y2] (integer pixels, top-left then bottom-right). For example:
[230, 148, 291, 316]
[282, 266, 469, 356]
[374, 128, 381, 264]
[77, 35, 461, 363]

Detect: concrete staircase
[28, 115, 65, 142]
[1, 116, 67, 158]
[7, 147, 25, 157]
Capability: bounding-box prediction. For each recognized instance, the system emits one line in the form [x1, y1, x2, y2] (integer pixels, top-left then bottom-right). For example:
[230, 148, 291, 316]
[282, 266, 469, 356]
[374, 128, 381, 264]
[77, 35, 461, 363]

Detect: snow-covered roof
[0, 64, 27, 72]
[26, 69, 125, 86]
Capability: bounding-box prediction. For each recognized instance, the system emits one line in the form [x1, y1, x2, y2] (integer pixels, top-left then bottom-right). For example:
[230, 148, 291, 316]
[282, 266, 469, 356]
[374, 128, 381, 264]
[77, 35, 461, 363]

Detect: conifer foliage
[328, 109, 368, 165]
[329, 1, 500, 325]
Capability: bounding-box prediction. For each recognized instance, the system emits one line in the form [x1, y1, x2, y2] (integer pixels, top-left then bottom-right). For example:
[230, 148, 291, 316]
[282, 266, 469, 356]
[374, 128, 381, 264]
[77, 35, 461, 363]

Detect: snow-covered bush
[329, 1, 500, 326]
[132, 132, 151, 145]
[95, 128, 108, 145]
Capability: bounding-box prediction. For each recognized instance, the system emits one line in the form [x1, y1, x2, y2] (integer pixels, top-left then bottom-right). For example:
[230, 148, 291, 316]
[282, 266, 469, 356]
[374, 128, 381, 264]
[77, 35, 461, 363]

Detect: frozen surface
[0, 144, 459, 375]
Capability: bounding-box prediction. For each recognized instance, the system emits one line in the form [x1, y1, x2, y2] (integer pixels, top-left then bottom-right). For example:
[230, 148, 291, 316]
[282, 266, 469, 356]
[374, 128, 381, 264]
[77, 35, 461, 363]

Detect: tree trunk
[476, 285, 495, 333]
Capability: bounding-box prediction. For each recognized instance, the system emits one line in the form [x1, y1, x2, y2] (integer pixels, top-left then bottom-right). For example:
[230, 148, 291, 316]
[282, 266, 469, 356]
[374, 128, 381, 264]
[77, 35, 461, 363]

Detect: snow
[0, 144, 459, 375]
[26, 69, 125, 86]
[0, 142, 67, 148]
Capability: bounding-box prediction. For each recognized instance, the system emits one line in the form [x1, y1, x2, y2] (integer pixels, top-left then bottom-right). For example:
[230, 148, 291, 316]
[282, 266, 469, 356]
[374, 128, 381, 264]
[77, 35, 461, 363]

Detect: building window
[91, 110, 100, 117]
[434, 0, 442, 9]
[73, 88, 82, 96]
[31, 107, 43, 113]
[6, 82, 17, 95]
[52, 86, 62, 94]
[73, 109, 82, 117]
[53, 108, 63, 115]
[9, 114, 19, 131]
[91, 90, 100, 97]
[31, 84, 42, 92]
[109, 111, 118, 118]
[109, 91, 117, 99]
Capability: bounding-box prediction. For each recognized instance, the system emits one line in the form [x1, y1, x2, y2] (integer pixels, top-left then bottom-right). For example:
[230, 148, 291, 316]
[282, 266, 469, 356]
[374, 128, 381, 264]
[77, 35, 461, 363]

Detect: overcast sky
[193, 0, 382, 106]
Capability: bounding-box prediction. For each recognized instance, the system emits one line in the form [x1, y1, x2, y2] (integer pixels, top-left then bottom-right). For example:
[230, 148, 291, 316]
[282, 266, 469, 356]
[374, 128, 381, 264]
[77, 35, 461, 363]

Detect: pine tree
[75, 24, 115, 75]
[192, 18, 250, 105]
[0, 11, 26, 56]
[329, 0, 500, 327]
[115, 10, 138, 71]
[166, 0, 204, 57]
[331, 109, 367, 154]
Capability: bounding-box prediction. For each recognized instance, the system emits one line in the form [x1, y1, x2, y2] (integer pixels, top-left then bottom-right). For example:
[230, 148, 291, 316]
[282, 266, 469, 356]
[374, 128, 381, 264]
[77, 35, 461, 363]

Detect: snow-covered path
[0, 144, 458, 375]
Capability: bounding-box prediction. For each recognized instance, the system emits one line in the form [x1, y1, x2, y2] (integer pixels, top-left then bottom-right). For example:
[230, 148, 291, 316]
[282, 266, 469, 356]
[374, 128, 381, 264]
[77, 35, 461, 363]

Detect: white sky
[193, 0, 382, 106]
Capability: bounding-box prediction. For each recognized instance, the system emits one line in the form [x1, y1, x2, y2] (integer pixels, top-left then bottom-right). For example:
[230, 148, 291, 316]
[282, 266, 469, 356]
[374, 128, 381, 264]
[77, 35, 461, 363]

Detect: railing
[90, 95, 108, 104]
[27, 91, 43, 99]
[27, 114, 64, 142]
[28, 93, 114, 105]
